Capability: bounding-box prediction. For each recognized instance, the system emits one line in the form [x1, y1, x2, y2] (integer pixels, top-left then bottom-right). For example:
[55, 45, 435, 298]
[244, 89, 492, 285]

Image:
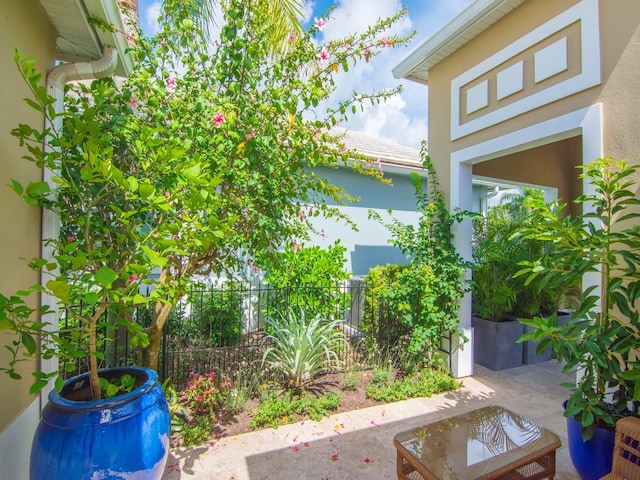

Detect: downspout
[480, 186, 499, 218]
[40, 45, 118, 407]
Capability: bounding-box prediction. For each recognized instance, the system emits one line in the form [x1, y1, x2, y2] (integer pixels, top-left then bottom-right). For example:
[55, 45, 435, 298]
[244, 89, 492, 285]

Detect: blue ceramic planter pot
[30, 367, 170, 480]
[565, 405, 614, 480]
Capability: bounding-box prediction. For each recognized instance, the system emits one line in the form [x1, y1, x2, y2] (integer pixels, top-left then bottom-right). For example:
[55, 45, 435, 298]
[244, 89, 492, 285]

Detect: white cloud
[311, 1, 423, 148]
[144, 1, 161, 35]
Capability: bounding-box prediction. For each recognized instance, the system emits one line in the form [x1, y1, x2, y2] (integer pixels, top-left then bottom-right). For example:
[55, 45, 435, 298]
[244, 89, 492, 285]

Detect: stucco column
[449, 161, 474, 378]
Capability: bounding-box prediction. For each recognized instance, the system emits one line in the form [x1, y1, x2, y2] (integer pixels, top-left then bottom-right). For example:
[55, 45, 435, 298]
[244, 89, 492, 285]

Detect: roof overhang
[392, 0, 526, 84]
[38, 0, 134, 76]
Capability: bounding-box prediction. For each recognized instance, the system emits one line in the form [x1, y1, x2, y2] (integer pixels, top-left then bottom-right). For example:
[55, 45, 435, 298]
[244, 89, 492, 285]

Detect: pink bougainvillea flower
[166, 77, 177, 93]
[362, 45, 370, 62]
[304, 441, 309, 447]
[314, 17, 326, 32]
[287, 32, 296, 43]
[370, 420, 380, 427]
[364, 457, 372, 463]
[128, 95, 138, 109]
[291, 241, 302, 252]
[378, 37, 392, 47]
[331, 452, 339, 461]
[293, 435, 299, 443]
[245, 130, 255, 140]
[320, 229, 327, 240]
[213, 112, 225, 128]
[128, 273, 138, 283]
[298, 211, 306, 221]
[318, 47, 331, 65]
[292, 446, 300, 452]
[66, 235, 75, 243]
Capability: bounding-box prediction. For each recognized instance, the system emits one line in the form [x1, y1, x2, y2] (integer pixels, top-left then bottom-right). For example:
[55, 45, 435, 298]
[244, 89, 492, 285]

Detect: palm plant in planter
[515, 157, 640, 479]
[472, 189, 574, 369]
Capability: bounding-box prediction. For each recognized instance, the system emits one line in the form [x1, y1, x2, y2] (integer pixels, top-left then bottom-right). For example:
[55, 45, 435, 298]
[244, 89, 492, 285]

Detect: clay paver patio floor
[161, 360, 580, 480]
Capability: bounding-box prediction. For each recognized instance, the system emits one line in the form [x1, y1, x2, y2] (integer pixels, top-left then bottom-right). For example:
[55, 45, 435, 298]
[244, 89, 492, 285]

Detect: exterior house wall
[0, 0, 57, 477]
[428, 0, 640, 204]
[306, 166, 423, 276]
[399, 0, 640, 377]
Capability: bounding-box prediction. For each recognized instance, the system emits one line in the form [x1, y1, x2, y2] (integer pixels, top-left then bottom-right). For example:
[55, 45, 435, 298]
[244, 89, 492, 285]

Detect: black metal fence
[61, 279, 453, 389]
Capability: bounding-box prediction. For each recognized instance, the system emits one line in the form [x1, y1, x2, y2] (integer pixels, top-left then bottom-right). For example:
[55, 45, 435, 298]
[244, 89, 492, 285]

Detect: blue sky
[137, 0, 475, 149]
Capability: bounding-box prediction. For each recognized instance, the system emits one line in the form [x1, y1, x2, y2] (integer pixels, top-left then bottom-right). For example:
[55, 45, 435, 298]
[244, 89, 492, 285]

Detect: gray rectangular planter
[472, 315, 524, 370]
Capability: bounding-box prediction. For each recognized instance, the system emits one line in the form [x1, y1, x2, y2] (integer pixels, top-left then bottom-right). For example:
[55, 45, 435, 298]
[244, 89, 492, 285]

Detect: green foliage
[262, 307, 346, 390]
[98, 373, 135, 399]
[2, 0, 415, 393]
[179, 417, 212, 446]
[249, 391, 342, 429]
[172, 283, 246, 347]
[365, 368, 461, 402]
[162, 378, 189, 435]
[341, 368, 362, 391]
[259, 241, 351, 321]
[184, 371, 232, 417]
[361, 265, 411, 357]
[218, 370, 260, 414]
[368, 147, 473, 366]
[516, 157, 640, 440]
[472, 188, 566, 321]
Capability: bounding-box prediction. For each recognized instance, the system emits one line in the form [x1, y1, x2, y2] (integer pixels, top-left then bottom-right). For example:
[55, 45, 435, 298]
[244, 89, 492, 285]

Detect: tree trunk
[138, 267, 174, 371]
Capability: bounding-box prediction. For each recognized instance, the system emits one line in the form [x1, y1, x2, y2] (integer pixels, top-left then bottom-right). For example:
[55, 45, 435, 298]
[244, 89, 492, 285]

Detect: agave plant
[262, 307, 346, 391]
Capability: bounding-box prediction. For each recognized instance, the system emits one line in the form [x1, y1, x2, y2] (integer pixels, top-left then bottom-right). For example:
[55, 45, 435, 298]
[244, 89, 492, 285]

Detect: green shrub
[365, 368, 460, 402]
[180, 417, 212, 446]
[184, 370, 232, 417]
[170, 283, 246, 347]
[342, 369, 362, 391]
[262, 307, 346, 390]
[250, 391, 342, 429]
[368, 151, 473, 368]
[258, 241, 351, 321]
[219, 370, 260, 414]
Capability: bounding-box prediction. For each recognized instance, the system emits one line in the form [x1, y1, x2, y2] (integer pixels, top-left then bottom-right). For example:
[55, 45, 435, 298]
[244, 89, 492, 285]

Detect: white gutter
[392, 0, 523, 82]
[39, 45, 118, 406]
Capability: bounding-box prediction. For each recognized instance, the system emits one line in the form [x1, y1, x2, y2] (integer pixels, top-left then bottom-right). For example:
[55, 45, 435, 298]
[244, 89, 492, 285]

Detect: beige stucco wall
[0, 0, 56, 433]
[426, 0, 640, 204]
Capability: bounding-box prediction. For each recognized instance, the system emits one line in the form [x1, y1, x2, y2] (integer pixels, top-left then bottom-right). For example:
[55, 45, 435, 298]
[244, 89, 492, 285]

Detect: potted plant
[2, 50, 171, 479]
[2, 1, 417, 477]
[472, 189, 575, 369]
[516, 157, 640, 480]
[471, 213, 522, 370]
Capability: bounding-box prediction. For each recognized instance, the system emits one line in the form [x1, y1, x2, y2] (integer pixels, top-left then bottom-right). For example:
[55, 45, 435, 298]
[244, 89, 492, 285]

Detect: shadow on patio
[161, 361, 579, 480]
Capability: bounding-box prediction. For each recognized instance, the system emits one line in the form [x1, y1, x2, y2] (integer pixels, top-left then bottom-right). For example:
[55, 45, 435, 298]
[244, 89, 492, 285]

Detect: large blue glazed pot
[30, 366, 170, 480]
[565, 404, 615, 480]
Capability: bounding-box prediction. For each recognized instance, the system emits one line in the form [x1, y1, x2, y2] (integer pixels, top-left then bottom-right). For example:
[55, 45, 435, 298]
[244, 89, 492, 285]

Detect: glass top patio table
[393, 405, 561, 480]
